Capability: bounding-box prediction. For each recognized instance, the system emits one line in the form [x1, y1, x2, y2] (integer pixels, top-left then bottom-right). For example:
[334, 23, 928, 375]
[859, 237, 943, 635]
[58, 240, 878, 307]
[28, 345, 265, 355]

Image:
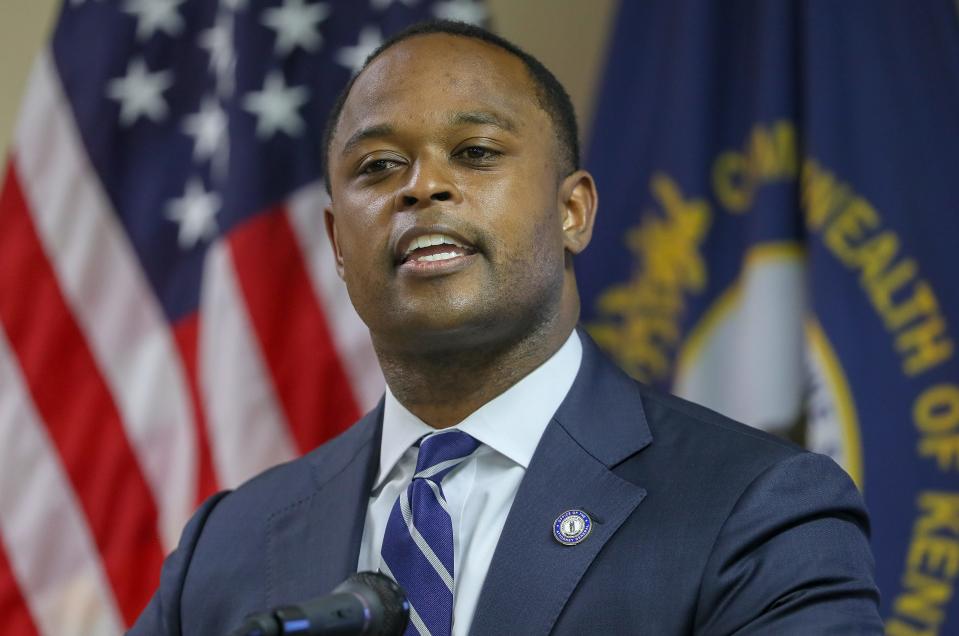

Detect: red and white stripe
[0, 49, 379, 635]
[198, 239, 299, 487]
[15, 51, 197, 555]
[0, 329, 124, 635]
[286, 183, 384, 411]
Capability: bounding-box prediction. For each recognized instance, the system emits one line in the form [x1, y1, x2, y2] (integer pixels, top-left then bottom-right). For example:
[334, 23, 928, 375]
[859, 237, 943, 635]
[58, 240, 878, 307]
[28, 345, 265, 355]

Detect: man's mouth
[398, 232, 478, 265]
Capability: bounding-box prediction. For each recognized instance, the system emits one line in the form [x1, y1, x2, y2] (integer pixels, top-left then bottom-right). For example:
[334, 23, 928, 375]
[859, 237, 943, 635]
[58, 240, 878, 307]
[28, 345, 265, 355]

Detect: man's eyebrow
[450, 111, 517, 132]
[341, 124, 395, 157]
[340, 113, 515, 157]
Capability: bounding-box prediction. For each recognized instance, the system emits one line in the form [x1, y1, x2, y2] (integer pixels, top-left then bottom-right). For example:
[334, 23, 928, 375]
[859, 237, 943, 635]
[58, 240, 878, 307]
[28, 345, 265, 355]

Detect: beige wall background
[0, 0, 60, 158]
[0, 1, 616, 160]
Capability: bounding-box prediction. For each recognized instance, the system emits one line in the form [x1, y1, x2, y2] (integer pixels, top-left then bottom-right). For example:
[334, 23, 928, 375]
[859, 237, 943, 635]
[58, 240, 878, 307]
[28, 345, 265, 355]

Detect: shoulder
[570, 330, 803, 480]
[636, 381, 801, 462]
[614, 384, 880, 631]
[624, 380, 856, 523]
[131, 412, 381, 633]
[206, 414, 380, 527]
[602, 384, 879, 630]
[186, 411, 381, 570]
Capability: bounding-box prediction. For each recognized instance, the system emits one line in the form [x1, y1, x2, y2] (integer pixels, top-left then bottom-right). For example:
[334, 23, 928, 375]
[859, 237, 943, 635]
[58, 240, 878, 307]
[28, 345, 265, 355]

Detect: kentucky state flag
[580, 1, 959, 632]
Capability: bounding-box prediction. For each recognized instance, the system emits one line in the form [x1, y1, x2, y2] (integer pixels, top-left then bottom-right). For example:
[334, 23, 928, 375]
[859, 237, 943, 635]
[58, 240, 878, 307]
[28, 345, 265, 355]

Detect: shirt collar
[376, 330, 583, 489]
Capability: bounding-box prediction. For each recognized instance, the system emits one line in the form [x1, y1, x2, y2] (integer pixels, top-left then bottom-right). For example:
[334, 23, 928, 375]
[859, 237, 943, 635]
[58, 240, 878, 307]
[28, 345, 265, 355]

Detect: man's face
[325, 34, 588, 354]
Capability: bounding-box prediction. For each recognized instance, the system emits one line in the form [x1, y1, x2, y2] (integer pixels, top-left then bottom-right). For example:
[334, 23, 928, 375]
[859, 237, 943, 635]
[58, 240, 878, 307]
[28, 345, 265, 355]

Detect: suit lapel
[266, 403, 383, 605]
[470, 332, 652, 635]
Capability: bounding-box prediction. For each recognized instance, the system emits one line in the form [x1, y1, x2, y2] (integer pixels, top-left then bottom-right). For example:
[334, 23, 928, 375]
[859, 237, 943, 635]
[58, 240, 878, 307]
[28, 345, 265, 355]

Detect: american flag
[0, 0, 486, 633]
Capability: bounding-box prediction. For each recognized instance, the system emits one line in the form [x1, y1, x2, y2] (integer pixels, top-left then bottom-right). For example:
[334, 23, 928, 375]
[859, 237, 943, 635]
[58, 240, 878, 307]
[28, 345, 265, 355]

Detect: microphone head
[334, 571, 409, 635]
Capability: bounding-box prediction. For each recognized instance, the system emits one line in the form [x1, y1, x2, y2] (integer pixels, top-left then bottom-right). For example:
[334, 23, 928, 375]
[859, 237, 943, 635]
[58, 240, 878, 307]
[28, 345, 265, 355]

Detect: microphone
[231, 571, 409, 636]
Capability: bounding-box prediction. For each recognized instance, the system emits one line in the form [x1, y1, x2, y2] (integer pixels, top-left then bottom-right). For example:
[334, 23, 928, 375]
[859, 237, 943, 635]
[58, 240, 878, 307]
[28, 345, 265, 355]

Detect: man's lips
[393, 227, 478, 266]
[398, 248, 478, 277]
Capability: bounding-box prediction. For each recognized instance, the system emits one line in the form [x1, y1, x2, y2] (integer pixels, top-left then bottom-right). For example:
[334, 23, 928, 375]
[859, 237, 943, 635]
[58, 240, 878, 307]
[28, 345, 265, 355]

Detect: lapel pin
[553, 509, 592, 545]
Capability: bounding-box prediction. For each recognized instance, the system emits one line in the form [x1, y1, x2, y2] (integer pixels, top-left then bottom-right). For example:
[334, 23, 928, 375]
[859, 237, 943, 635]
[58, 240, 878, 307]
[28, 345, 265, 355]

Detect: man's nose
[396, 155, 461, 209]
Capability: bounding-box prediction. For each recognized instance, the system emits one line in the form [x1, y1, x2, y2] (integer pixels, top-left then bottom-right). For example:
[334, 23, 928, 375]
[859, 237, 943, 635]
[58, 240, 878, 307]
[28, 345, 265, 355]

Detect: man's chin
[372, 309, 514, 355]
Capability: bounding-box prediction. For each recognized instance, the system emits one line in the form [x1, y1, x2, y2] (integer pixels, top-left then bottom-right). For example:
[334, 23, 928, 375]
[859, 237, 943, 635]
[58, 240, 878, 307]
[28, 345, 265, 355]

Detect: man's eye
[457, 146, 500, 162]
[360, 158, 400, 174]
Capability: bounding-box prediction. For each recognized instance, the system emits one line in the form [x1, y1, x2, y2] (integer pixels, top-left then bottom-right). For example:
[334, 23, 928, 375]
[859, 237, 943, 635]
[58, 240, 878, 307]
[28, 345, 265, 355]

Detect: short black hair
[322, 20, 580, 193]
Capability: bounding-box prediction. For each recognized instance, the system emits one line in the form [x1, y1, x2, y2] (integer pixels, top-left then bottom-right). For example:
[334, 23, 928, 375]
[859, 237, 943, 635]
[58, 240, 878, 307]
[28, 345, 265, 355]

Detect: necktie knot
[413, 430, 481, 483]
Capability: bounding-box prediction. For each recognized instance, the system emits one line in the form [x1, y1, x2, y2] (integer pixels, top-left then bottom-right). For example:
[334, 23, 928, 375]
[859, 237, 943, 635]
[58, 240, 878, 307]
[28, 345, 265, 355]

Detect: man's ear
[323, 206, 346, 279]
[559, 169, 598, 255]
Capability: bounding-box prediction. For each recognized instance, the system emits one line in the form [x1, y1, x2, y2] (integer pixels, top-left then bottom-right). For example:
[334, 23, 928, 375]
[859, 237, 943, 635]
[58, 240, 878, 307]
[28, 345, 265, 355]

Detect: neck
[376, 313, 576, 429]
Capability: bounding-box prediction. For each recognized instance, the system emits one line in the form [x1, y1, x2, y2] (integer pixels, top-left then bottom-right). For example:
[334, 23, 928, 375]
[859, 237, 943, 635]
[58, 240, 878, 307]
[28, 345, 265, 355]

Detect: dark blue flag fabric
[581, 1, 959, 632]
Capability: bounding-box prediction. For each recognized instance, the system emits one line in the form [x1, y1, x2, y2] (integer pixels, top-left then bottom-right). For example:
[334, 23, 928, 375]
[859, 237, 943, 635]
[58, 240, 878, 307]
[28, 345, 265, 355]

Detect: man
[131, 20, 882, 635]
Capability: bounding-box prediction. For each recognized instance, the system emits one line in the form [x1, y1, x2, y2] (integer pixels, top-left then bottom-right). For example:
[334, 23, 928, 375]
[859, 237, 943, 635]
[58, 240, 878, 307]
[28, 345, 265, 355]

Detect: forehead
[335, 34, 544, 144]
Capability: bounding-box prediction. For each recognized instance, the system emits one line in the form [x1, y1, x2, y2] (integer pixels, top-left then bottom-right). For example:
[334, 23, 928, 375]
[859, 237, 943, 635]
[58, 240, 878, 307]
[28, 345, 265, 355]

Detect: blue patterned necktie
[381, 430, 481, 636]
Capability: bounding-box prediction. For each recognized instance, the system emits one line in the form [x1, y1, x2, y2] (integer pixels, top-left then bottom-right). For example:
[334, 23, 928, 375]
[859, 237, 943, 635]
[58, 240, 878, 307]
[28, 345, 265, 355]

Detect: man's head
[323, 21, 598, 358]
[323, 20, 581, 188]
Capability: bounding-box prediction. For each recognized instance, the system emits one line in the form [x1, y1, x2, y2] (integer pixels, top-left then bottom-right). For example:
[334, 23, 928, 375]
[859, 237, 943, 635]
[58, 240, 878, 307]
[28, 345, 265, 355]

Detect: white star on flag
[165, 178, 221, 249]
[182, 97, 227, 162]
[371, 0, 420, 9]
[106, 58, 174, 126]
[243, 71, 310, 139]
[199, 14, 236, 95]
[262, 0, 332, 56]
[335, 26, 383, 75]
[199, 15, 234, 76]
[122, 0, 186, 41]
[432, 0, 487, 24]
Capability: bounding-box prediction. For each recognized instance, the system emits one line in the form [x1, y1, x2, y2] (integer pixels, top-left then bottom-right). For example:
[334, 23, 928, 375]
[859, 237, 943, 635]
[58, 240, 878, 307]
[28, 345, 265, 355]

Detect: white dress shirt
[356, 330, 583, 636]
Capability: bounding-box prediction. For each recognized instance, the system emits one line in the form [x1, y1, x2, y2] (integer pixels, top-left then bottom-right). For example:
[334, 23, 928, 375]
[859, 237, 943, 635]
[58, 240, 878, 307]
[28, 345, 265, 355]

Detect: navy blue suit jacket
[130, 334, 882, 634]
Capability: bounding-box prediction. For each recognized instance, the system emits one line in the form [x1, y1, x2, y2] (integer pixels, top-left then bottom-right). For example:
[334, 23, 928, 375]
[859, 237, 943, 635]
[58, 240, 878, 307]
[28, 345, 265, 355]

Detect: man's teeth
[404, 233, 469, 258]
[416, 251, 461, 262]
